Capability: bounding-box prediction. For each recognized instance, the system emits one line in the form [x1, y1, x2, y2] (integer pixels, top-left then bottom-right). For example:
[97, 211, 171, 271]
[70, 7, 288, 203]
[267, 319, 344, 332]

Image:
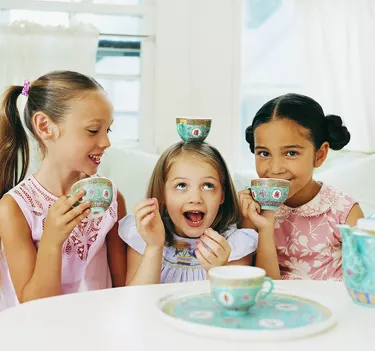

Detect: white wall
[150, 0, 242, 167]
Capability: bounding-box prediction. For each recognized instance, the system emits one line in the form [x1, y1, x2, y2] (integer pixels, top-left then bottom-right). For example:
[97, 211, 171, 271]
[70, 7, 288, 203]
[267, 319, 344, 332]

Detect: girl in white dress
[119, 141, 258, 284]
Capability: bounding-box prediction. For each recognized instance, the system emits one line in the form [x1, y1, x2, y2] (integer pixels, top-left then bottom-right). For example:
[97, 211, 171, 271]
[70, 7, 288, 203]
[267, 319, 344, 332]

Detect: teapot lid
[356, 218, 375, 231]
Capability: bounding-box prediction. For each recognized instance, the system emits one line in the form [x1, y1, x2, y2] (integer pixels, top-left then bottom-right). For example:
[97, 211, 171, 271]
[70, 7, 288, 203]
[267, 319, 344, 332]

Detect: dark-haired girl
[239, 93, 364, 281]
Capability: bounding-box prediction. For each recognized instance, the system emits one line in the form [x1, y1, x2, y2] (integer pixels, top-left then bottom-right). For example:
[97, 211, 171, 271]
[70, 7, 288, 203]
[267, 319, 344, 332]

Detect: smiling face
[49, 90, 113, 176]
[164, 154, 224, 238]
[254, 118, 328, 207]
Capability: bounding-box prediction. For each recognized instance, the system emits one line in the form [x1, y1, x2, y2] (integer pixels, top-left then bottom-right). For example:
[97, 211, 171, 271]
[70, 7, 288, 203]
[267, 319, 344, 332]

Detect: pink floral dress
[274, 183, 357, 281]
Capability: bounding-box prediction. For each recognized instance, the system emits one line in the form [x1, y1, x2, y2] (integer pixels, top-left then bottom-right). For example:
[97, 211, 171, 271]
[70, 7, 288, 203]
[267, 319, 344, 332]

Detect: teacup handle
[256, 277, 274, 302]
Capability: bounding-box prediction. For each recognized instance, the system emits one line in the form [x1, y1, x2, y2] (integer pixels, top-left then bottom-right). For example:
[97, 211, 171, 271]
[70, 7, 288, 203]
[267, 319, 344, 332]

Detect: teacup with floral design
[71, 177, 113, 219]
[208, 266, 273, 316]
[176, 117, 212, 142]
[248, 178, 290, 211]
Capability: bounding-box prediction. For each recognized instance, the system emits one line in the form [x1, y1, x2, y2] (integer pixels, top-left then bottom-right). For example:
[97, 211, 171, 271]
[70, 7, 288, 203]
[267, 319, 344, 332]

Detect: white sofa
[100, 146, 375, 217]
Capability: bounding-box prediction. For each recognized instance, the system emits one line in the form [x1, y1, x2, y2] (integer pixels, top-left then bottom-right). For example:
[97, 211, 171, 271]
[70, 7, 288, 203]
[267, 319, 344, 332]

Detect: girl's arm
[124, 198, 165, 286]
[254, 227, 281, 280]
[345, 203, 364, 226]
[0, 193, 90, 302]
[227, 254, 253, 266]
[106, 190, 127, 287]
[125, 245, 163, 285]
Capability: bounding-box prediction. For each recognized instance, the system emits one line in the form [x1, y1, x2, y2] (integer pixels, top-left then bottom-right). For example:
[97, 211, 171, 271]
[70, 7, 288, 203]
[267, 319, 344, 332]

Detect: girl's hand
[238, 189, 275, 231]
[133, 198, 165, 249]
[43, 190, 91, 247]
[195, 228, 231, 271]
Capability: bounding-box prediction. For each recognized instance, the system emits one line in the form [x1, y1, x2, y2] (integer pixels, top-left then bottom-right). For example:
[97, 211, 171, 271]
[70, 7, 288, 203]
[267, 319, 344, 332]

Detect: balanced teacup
[249, 178, 290, 210]
[176, 117, 212, 142]
[208, 266, 273, 316]
[71, 177, 113, 218]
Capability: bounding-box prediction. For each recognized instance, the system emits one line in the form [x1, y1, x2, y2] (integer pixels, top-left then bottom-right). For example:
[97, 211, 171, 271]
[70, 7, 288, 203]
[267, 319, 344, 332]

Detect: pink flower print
[88, 188, 96, 197]
[243, 294, 250, 301]
[272, 189, 281, 199]
[259, 189, 267, 198]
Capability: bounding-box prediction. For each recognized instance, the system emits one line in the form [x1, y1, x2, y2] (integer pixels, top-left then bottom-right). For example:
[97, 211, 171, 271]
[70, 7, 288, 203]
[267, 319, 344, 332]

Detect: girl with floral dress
[239, 93, 364, 281]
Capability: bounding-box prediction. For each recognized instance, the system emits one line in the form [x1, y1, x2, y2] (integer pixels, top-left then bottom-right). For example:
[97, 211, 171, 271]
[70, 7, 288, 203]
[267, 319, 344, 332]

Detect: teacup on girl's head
[208, 266, 273, 316]
[176, 117, 212, 143]
[71, 177, 113, 218]
[248, 178, 290, 211]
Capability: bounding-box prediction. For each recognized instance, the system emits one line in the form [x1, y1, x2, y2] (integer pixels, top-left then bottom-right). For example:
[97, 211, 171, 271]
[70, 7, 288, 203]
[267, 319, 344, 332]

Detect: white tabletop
[0, 280, 373, 351]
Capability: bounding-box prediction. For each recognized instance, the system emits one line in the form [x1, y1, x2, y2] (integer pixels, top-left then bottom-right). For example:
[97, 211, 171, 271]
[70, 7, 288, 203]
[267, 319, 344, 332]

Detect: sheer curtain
[295, 0, 375, 153]
[0, 21, 99, 173]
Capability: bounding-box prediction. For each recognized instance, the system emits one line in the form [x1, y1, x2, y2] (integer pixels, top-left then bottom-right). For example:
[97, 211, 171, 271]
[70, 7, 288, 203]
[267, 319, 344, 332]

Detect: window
[1, 0, 154, 145]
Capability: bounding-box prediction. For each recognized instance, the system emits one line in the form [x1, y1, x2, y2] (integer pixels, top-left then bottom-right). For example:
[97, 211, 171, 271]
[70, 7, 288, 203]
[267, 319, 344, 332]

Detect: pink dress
[274, 183, 356, 281]
[0, 175, 117, 312]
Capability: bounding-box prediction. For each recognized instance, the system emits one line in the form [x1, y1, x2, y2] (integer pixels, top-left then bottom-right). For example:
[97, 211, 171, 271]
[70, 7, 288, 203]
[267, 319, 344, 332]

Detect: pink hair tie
[21, 80, 31, 96]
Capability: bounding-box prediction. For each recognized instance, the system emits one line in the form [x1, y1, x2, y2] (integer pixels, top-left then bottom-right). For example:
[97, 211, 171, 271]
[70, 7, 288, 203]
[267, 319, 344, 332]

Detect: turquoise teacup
[71, 177, 113, 219]
[176, 117, 212, 142]
[248, 178, 290, 211]
[208, 266, 273, 316]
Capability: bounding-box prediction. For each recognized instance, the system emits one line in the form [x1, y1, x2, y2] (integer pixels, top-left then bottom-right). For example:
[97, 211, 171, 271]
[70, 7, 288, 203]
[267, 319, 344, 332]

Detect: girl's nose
[100, 133, 111, 149]
[188, 189, 203, 204]
[270, 157, 286, 175]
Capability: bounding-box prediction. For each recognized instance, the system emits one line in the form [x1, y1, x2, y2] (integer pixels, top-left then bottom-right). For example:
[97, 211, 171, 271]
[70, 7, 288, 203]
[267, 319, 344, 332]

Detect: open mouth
[88, 154, 103, 165]
[183, 211, 205, 227]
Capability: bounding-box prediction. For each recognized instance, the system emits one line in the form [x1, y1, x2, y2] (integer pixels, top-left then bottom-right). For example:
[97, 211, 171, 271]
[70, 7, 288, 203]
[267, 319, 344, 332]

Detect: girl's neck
[284, 178, 322, 208]
[33, 158, 87, 197]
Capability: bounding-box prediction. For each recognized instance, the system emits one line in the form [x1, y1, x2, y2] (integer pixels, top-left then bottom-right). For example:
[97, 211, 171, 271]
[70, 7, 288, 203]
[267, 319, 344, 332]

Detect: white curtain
[0, 21, 99, 173]
[295, 0, 375, 153]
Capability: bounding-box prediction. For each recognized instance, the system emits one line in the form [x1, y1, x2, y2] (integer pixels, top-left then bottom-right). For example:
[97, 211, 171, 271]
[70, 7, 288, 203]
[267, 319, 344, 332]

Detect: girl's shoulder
[118, 214, 146, 254]
[275, 183, 356, 220]
[222, 226, 258, 261]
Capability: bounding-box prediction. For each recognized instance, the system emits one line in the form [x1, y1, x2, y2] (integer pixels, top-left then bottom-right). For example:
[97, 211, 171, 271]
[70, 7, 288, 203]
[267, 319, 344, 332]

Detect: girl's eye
[203, 183, 214, 190]
[286, 151, 298, 157]
[176, 183, 187, 190]
[257, 151, 270, 157]
[88, 130, 98, 134]
[107, 127, 112, 133]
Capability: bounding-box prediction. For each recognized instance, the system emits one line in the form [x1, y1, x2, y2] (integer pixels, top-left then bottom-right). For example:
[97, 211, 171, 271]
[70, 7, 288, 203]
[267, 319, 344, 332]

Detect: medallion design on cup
[248, 178, 290, 211]
[208, 266, 274, 316]
[176, 117, 212, 143]
[71, 177, 113, 219]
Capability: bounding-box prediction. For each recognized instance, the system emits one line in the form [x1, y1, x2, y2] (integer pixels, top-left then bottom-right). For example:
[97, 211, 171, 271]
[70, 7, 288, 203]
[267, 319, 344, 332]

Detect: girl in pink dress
[239, 93, 364, 281]
[0, 71, 126, 311]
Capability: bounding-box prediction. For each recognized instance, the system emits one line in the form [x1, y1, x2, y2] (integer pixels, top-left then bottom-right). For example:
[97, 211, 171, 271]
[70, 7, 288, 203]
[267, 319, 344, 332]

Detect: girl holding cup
[239, 93, 364, 281]
[119, 141, 259, 284]
[0, 71, 126, 311]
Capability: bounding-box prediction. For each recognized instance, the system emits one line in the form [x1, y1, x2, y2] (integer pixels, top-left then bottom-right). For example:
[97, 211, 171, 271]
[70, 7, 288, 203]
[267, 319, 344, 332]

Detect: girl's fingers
[67, 208, 91, 231]
[135, 204, 157, 224]
[133, 198, 156, 213]
[202, 228, 231, 252]
[59, 190, 87, 214]
[195, 248, 211, 271]
[196, 242, 220, 266]
[199, 235, 224, 259]
[139, 211, 156, 227]
[65, 200, 91, 223]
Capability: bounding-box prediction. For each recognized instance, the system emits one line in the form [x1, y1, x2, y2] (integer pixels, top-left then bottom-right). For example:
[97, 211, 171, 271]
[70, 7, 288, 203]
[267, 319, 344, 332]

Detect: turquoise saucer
[158, 291, 336, 341]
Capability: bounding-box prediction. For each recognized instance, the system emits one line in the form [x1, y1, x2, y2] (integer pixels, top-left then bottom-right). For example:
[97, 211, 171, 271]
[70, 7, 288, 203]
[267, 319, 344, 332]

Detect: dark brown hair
[0, 70, 102, 198]
[245, 93, 350, 153]
[147, 141, 241, 245]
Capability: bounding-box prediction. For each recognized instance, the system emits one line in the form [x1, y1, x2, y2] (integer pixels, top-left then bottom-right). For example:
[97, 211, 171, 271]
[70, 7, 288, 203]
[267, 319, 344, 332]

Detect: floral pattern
[274, 183, 356, 281]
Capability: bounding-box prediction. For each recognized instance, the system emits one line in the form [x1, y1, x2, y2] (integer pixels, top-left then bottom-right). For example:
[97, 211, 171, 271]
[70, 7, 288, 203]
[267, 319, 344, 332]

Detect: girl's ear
[314, 142, 329, 168]
[33, 112, 59, 140]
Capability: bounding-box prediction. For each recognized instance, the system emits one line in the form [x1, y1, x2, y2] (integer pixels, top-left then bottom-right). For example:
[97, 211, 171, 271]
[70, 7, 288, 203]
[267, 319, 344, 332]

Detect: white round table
[0, 280, 372, 351]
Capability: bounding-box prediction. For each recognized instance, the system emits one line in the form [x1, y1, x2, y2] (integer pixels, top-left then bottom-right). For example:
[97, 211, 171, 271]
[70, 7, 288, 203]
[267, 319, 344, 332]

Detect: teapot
[337, 218, 375, 307]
